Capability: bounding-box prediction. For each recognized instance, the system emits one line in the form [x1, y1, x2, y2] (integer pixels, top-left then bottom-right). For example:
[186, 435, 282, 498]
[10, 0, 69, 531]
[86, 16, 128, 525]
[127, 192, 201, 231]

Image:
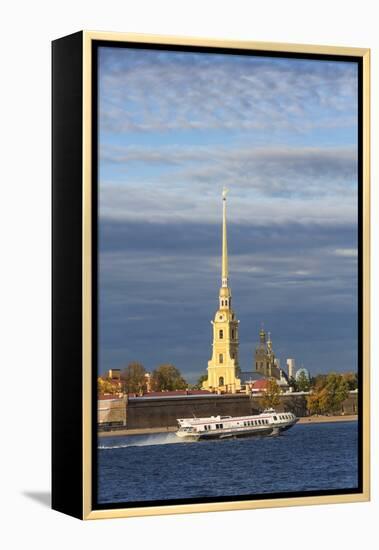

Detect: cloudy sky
[98, 46, 359, 382]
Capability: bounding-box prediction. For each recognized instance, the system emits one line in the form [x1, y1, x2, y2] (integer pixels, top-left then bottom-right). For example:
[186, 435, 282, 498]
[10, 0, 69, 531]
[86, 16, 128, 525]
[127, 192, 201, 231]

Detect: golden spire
[222, 187, 229, 288]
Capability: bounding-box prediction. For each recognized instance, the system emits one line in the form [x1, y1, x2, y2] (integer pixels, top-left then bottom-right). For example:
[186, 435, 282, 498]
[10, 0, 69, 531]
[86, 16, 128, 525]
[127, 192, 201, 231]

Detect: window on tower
[219, 329, 223, 339]
[219, 354, 223, 364]
[232, 329, 235, 339]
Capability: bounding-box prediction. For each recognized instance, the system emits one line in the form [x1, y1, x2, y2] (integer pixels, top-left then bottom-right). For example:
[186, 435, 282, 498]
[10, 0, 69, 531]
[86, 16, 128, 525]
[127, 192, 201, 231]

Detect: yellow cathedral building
[202, 189, 241, 393]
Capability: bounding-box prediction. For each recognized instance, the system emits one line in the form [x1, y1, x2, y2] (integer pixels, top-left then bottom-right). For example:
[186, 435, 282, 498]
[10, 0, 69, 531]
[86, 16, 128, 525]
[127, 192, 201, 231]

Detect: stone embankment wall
[126, 394, 251, 429]
[98, 397, 127, 428]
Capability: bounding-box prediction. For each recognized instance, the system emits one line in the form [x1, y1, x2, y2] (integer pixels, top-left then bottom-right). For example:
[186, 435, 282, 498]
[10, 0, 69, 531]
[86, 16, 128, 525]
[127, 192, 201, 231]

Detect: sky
[98, 46, 359, 383]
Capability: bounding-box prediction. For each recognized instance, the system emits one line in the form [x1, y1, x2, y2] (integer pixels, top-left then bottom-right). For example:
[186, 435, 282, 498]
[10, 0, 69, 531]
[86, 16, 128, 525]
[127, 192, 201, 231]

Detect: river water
[97, 421, 358, 505]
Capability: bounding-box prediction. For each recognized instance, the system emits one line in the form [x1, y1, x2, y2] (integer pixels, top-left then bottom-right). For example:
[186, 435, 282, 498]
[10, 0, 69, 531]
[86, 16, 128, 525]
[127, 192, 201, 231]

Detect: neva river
[98, 421, 358, 504]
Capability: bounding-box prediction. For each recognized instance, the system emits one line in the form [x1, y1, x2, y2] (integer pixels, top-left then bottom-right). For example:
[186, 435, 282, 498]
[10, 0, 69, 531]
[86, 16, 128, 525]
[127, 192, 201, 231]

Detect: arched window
[231, 329, 235, 339]
[219, 376, 224, 386]
[219, 329, 223, 339]
[225, 300, 228, 307]
[219, 353, 223, 364]
[221, 300, 224, 306]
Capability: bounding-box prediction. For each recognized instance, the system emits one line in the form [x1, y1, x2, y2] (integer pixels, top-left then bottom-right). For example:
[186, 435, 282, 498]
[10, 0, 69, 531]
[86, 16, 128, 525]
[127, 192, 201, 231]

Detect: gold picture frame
[52, 31, 370, 520]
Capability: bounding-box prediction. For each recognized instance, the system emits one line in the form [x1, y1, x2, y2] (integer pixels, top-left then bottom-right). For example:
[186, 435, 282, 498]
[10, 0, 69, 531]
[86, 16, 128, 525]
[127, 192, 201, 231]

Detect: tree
[288, 376, 298, 391]
[307, 373, 349, 415]
[262, 379, 281, 409]
[97, 376, 118, 396]
[121, 362, 147, 394]
[307, 386, 329, 415]
[297, 371, 310, 392]
[342, 372, 358, 391]
[310, 374, 327, 390]
[324, 373, 349, 414]
[193, 374, 208, 390]
[151, 364, 187, 391]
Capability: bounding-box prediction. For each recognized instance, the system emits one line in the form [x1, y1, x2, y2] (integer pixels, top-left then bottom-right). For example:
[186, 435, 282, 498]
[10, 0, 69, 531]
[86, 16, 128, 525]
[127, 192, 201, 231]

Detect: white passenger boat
[176, 408, 298, 441]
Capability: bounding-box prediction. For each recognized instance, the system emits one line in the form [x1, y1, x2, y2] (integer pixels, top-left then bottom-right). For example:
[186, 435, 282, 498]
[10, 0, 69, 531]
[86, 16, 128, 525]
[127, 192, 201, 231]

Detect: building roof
[252, 379, 269, 390]
[240, 371, 266, 384]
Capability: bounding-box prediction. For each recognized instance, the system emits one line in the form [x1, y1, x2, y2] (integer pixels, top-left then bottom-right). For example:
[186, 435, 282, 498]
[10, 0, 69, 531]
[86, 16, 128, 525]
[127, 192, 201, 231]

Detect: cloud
[101, 142, 357, 194]
[334, 248, 358, 257]
[99, 47, 358, 134]
[98, 220, 358, 380]
[99, 144, 357, 225]
[99, 181, 356, 226]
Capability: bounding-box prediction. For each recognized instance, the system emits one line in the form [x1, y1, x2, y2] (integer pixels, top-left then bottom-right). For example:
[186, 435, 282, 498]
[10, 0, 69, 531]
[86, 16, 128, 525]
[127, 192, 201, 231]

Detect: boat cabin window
[273, 416, 278, 421]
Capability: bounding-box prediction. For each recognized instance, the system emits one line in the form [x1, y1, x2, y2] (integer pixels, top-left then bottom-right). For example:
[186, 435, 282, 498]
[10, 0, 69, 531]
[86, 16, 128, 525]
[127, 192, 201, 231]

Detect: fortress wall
[126, 394, 251, 429]
[98, 397, 127, 427]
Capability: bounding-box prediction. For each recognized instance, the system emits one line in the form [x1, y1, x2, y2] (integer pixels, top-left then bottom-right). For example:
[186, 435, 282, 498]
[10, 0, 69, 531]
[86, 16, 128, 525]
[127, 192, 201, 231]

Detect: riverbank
[297, 415, 357, 425]
[98, 415, 358, 437]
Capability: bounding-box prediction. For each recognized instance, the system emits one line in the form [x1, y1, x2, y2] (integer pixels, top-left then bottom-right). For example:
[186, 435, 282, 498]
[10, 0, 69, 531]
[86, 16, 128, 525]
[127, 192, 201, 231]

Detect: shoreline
[296, 415, 357, 425]
[98, 415, 358, 437]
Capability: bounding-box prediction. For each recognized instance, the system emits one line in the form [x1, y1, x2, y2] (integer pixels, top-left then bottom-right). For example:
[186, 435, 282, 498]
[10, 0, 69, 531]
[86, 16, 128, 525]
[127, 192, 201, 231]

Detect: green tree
[342, 372, 358, 391]
[151, 364, 187, 391]
[121, 362, 147, 394]
[310, 374, 327, 390]
[262, 379, 281, 409]
[297, 371, 310, 392]
[193, 374, 208, 390]
[288, 376, 298, 391]
[324, 373, 349, 414]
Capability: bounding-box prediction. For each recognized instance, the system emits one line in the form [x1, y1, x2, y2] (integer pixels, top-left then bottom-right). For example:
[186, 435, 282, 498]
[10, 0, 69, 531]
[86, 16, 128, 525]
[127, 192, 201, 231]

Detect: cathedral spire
[222, 187, 229, 288]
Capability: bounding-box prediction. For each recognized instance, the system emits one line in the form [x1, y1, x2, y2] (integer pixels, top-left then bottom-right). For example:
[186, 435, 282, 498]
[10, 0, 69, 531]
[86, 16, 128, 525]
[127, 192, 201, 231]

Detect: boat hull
[176, 419, 298, 441]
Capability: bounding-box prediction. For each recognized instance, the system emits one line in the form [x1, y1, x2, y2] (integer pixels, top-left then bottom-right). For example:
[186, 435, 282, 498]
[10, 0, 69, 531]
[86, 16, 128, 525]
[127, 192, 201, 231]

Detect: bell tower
[203, 189, 241, 393]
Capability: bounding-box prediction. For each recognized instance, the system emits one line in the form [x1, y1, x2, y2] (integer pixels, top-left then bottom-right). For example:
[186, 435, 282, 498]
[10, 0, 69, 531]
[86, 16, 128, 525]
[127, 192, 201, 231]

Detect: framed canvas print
[52, 31, 370, 520]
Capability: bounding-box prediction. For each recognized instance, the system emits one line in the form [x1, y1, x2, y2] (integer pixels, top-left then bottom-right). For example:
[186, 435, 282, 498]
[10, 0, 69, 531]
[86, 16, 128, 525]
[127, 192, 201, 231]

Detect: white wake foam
[98, 432, 183, 450]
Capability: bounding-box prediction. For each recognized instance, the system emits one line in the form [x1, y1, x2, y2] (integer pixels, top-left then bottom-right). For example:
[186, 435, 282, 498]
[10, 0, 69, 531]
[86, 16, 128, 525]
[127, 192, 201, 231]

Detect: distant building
[144, 372, 152, 392]
[295, 367, 310, 381]
[287, 358, 296, 379]
[250, 379, 269, 393]
[108, 368, 121, 380]
[254, 328, 281, 380]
